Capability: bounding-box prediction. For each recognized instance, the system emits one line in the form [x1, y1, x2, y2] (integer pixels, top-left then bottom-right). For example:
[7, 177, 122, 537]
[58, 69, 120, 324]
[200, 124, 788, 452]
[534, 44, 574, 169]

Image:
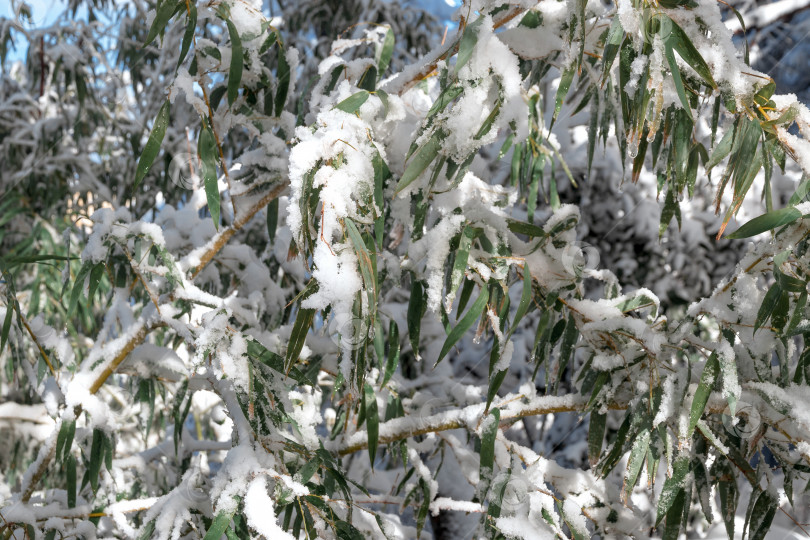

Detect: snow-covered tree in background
[2, 0, 810, 538]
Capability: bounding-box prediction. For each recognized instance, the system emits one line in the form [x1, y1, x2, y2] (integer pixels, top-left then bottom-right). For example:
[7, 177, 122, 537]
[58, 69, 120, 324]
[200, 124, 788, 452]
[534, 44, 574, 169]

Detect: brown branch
[384, 4, 534, 95]
[189, 182, 288, 278]
[20, 185, 286, 503]
[337, 393, 737, 456]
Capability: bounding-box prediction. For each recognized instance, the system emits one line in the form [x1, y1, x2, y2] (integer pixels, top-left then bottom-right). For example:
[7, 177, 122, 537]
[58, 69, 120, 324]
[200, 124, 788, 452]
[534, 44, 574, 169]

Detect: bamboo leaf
[395, 132, 442, 194]
[364, 383, 379, 468]
[436, 286, 488, 367]
[601, 18, 623, 82]
[446, 226, 474, 309]
[623, 427, 650, 501]
[68, 261, 92, 316]
[588, 411, 606, 466]
[688, 352, 718, 436]
[456, 17, 484, 74]
[335, 91, 369, 114]
[755, 282, 782, 333]
[382, 320, 400, 387]
[226, 20, 243, 106]
[266, 198, 279, 243]
[177, 3, 196, 70]
[552, 66, 576, 128]
[666, 18, 717, 89]
[198, 125, 221, 229]
[376, 28, 395, 76]
[725, 207, 801, 239]
[286, 307, 315, 370]
[88, 263, 104, 304]
[275, 44, 290, 116]
[204, 507, 237, 540]
[66, 454, 77, 508]
[655, 455, 690, 525]
[88, 428, 105, 493]
[144, 0, 180, 46]
[134, 100, 171, 190]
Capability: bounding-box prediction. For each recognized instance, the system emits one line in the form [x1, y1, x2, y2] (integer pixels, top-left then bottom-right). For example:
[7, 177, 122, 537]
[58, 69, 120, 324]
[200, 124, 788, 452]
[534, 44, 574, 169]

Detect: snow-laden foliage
[2, 0, 810, 538]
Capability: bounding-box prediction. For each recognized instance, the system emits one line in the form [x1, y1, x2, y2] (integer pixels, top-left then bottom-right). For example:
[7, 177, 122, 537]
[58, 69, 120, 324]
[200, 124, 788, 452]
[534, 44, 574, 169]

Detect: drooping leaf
[551, 65, 576, 128]
[436, 286, 488, 367]
[177, 3, 196, 70]
[226, 20, 243, 106]
[376, 28, 395, 76]
[395, 132, 442, 194]
[382, 320, 400, 387]
[275, 44, 291, 116]
[144, 0, 180, 47]
[688, 352, 718, 436]
[364, 383, 379, 468]
[134, 100, 171, 190]
[456, 17, 484, 74]
[655, 455, 690, 525]
[88, 428, 106, 493]
[198, 124, 221, 229]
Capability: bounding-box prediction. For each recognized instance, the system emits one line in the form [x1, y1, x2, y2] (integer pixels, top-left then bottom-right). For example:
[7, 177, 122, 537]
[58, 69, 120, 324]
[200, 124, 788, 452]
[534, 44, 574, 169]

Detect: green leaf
[376, 28, 395, 76]
[755, 282, 782, 333]
[286, 307, 315, 371]
[601, 18, 623, 82]
[511, 265, 533, 333]
[746, 490, 777, 540]
[144, 0, 179, 46]
[198, 125, 221, 229]
[334, 91, 369, 114]
[507, 219, 546, 238]
[666, 18, 717, 89]
[588, 411, 606, 466]
[134, 100, 171, 190]
[68, 261, 92, 316]
[344, 219, 377, 321]
[655, 455, 689, 525]
[552, 66, 576, 128]
[407, 279, 427, 359]
[456, 17, 484, 74]
[395, 132, 442, 194]
[364, 383, 379, 468]
[712, 460, 738, 540]
[725, 207, 801, 239]
[623, 427, 650, 501]
[436, 286, 488, 367]
[88, 263, 104, 304]
[275, 44, 290, 116]
[662, 488, 686, 540]
[659, 188, 681, 238]
[66, 454, 77, 508]
[688, 352, 718, 436]
[446, 226, 475, 309]
[226, 20, 243, 106]
[1, 301, 13, 357]
[382, 321, 400, 387]
[177, 3, 196, 70]
[266, 198, 279, 243]
[204, 507, 237, 540]
[89, 428, 106, 493]
[56, 421, 70, 463]
[479, 407, 500, 476]
[664, 43, 691, 116]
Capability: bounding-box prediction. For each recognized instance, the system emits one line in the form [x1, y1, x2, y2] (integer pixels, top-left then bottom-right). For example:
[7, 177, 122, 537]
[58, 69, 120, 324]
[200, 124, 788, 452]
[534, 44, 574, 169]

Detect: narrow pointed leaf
[725, 207, 801, 239]
[134, 100, 171, 190]
[436, 286, 488, 366]
[226, 20, 243, 106]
